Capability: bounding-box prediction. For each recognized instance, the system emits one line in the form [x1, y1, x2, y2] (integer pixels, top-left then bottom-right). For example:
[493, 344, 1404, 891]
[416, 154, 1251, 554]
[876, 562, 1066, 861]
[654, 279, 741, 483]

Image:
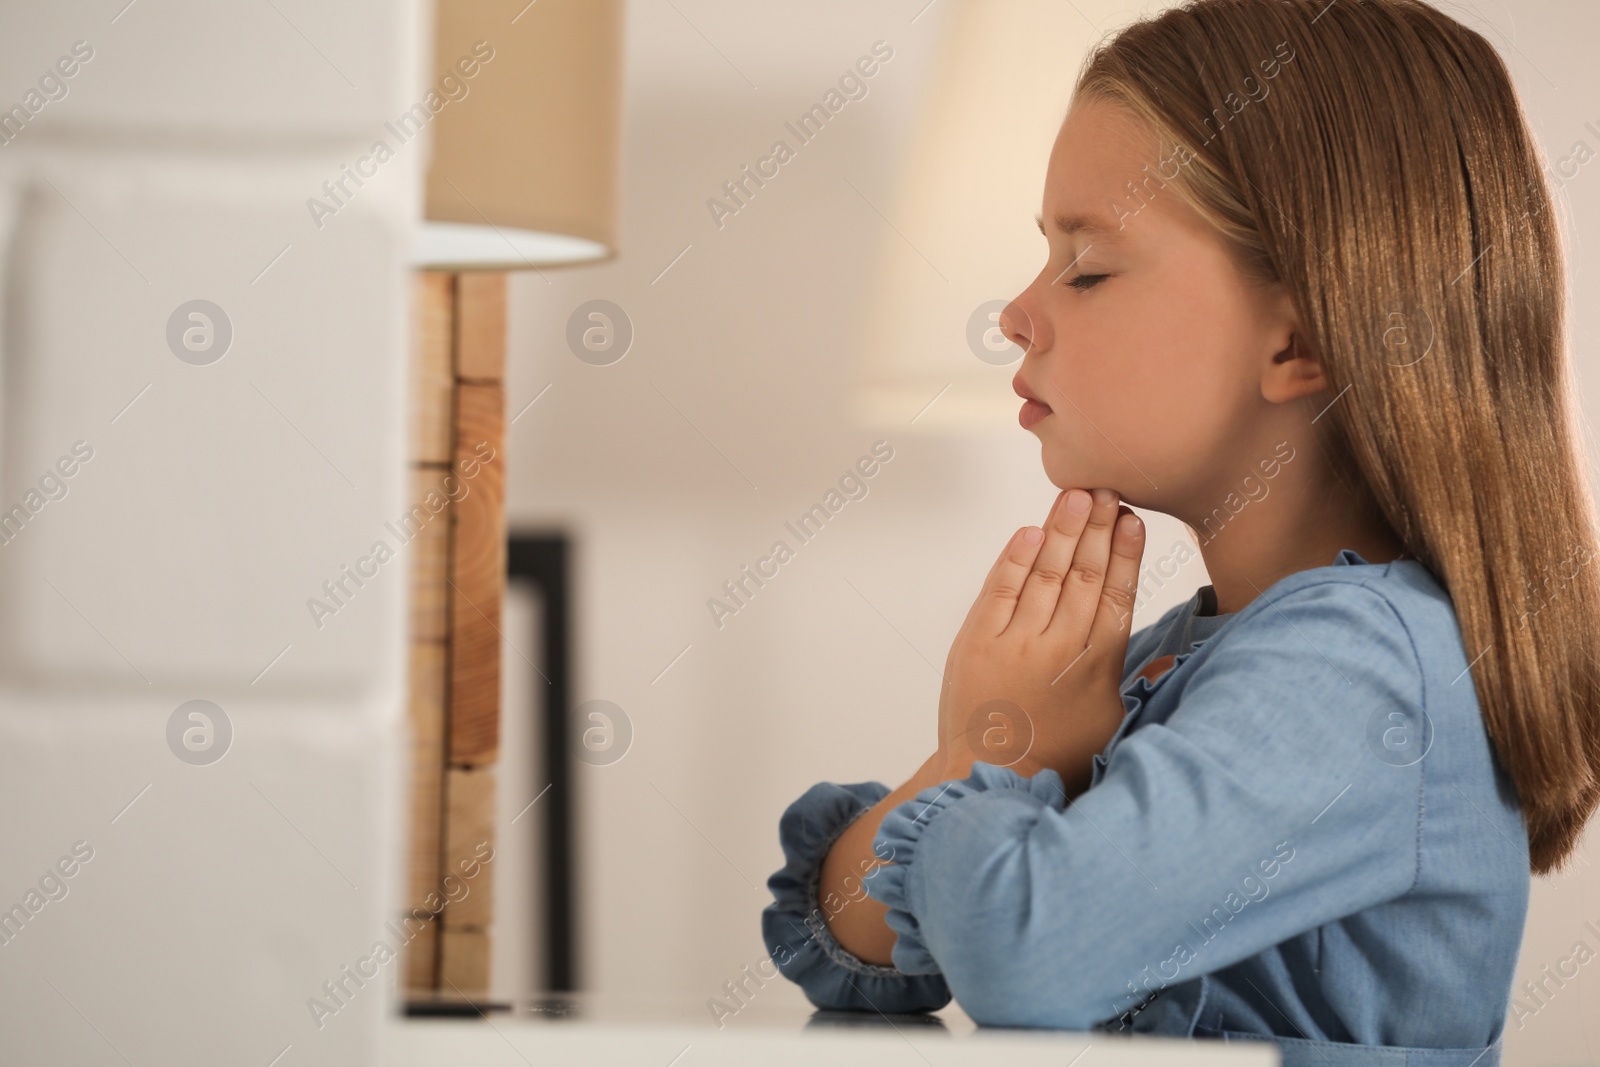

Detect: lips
[1012, 374, 1052, 411]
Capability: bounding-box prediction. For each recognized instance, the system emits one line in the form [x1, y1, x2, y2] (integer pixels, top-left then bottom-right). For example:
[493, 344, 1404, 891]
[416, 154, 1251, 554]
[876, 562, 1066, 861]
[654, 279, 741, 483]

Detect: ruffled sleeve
[761, 780, 953, 1014]
[863, 761, 1068, 975]
[844, 583, 1429, 1031]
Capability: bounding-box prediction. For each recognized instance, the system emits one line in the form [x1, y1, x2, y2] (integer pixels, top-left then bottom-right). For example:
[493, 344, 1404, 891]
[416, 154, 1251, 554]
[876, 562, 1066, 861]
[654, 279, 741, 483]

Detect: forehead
[1037, 99, 1165, 241]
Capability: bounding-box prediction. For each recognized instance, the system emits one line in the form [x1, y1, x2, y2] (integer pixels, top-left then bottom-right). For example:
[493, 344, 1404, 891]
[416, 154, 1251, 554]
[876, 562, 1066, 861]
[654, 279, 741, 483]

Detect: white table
[381, 992, 1280, 1066]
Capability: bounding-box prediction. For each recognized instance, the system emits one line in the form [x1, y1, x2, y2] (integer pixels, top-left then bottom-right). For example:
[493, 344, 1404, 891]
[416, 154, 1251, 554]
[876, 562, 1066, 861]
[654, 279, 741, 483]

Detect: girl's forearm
[817, 744, 1083, 966]
[817, 751, 951, 966]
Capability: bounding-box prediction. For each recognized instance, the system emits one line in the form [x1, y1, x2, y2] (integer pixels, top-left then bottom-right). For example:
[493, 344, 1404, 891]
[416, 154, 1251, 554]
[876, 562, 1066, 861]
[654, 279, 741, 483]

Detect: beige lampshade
[417, 0, 623, 270]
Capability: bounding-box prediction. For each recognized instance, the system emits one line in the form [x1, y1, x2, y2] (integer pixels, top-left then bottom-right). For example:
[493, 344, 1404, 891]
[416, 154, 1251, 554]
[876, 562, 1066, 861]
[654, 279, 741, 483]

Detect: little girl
[761, 1, 1600, 1063]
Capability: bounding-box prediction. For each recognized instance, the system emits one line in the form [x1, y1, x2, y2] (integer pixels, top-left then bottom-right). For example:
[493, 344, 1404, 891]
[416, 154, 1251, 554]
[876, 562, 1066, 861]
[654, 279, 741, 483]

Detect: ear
[1260, 292, 1326, 404]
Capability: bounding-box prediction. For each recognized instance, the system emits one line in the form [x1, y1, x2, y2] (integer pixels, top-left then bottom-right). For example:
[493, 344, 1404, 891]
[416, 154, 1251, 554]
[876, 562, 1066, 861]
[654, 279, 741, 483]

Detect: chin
[1040, 451, 1098, 493]
[1041, 453, 1144, 506]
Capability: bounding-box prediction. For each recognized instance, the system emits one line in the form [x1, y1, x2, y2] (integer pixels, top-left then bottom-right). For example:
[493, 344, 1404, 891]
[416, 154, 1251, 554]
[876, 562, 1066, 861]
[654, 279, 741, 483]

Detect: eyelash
[1061, 273, 1108, 292]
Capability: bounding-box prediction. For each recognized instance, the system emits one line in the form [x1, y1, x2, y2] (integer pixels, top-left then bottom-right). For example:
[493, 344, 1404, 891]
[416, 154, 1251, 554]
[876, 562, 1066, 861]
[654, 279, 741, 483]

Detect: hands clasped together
[937, 487, 1147, 797]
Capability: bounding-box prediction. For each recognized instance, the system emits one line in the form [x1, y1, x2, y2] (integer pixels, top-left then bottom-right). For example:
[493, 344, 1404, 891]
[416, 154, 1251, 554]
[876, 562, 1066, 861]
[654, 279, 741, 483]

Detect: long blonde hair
[1076, 0, 1600, 875]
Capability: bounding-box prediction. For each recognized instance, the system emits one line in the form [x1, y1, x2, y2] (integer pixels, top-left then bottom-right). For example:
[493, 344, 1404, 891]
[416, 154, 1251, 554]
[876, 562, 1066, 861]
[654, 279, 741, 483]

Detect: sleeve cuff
[863, 761, 1067, 975]
[761, 779, 953, 1013]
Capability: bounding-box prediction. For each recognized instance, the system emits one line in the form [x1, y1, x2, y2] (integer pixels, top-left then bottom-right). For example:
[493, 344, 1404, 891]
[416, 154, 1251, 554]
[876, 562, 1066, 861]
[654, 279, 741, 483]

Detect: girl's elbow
[951, 974, 1110, 1029]
[935, 933, 1108, 1028]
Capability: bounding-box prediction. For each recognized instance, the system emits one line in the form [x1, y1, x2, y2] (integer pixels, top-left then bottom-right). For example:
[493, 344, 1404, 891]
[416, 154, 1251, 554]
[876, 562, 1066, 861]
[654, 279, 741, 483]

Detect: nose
[999, 298, 1036, 357]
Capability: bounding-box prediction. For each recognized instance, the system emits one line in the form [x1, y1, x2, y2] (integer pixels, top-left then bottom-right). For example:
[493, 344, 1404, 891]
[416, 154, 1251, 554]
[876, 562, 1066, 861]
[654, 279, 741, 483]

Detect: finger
[1084, 504, 1145, 643]
[967, 522, 1048, 637]
[976, 495, 1058, 595]
[1045, 487, 1122, 640]
[961, 492, 1070, 632]
[1010, 487, 1095, 634]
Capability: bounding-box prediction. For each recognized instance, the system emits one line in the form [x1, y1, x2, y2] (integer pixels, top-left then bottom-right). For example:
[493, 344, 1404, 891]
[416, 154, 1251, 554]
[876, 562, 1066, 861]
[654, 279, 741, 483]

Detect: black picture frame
[507, 533, 575, 994]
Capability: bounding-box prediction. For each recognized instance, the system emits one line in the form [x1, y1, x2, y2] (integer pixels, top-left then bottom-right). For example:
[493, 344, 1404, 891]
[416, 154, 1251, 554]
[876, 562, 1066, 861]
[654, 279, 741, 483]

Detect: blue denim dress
[761, 548, 1528, 1066]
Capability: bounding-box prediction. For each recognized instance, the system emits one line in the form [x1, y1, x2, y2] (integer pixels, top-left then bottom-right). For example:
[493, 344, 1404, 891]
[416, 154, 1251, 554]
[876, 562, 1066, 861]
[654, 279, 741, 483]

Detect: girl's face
[1002, 98, 1300, 515]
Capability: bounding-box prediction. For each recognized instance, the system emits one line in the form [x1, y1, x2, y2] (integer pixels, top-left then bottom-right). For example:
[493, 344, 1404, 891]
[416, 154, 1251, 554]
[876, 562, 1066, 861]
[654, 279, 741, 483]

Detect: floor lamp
[403, 0, 621, 1008]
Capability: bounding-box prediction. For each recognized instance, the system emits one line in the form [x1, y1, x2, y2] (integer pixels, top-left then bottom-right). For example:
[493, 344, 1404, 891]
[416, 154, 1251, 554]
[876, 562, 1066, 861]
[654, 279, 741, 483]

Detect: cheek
[1040, 292, 1253, 487]
[1044, 304, 1192, 435]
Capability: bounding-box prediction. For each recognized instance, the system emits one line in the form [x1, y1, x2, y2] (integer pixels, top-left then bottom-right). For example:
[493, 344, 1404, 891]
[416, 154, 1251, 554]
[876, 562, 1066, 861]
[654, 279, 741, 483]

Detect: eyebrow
[1035, 211, 1121, 238]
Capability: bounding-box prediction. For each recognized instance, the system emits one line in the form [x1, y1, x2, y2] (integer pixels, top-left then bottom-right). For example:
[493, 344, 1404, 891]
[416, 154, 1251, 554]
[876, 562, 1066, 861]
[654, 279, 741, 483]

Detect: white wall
[502, 0, 1600, 1059]
[0, 3, 422, 1064]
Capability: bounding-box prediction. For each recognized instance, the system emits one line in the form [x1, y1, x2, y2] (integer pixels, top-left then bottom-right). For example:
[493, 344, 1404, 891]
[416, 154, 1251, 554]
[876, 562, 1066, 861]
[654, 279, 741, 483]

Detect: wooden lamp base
[403, 271, 507, 1002]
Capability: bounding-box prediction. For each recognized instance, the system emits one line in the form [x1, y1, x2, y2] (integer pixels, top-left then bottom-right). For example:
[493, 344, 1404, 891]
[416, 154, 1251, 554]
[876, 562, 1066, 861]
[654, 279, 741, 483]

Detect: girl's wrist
[934, 741, 1051, 785]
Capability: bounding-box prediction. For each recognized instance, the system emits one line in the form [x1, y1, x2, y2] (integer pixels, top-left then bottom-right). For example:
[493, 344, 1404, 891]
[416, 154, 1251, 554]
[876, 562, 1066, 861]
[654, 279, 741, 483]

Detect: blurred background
[0, 1, 1595, 1064]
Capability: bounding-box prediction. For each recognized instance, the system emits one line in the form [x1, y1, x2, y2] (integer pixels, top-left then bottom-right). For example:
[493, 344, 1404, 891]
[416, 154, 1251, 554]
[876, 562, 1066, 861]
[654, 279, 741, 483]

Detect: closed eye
[1061, 273, 1108, 291]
